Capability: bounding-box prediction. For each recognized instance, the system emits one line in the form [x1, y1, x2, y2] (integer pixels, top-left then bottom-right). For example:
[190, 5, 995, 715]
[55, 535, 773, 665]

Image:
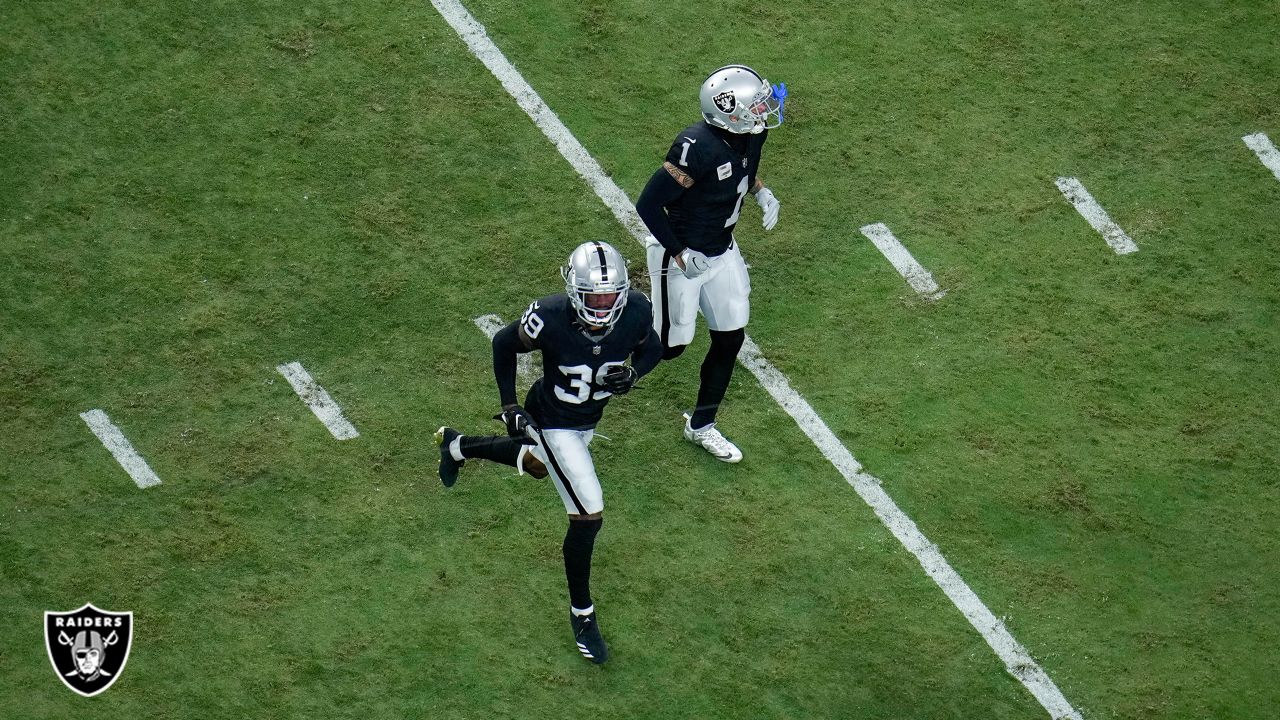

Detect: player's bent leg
[516, 445, 548, 479]
[459, 434, 525, 465]
[438, 430, 546, 487]
[435, 427, 465, 487]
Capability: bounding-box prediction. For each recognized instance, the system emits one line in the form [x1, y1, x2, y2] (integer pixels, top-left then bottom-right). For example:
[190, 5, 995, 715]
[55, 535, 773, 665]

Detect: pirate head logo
[712, 91, 736, 114]
[45, 603, 133, 696]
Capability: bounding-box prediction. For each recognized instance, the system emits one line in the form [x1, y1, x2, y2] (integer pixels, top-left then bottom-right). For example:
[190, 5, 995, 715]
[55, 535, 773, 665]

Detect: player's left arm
[630, 327, 663, 378]
[490, 313, 540, 443]
[749, 178, 780, 231]
[748, 135, 780, 231]
[600, 326, 663, 395]
[492, 320, 534, 409]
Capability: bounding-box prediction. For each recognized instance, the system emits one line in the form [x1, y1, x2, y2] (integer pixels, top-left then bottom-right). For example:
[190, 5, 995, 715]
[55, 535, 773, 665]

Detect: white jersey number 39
[554, 362, 624, 404]
[520, 303, 544, 338]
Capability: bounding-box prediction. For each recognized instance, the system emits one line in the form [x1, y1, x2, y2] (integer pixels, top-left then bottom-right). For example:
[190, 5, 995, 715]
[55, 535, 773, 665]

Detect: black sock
[690, 328, 745, 428]
[458, 435, 523, 467]
[563, 516, 603, 610]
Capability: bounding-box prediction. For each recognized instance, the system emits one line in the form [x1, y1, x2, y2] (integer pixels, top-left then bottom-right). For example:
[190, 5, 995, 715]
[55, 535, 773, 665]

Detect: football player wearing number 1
[435, 240, 662, 665]
[635, 64, 785, 464]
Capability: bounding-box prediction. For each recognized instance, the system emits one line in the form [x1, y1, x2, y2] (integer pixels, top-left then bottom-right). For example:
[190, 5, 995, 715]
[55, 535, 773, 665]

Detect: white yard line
[79, 409, 163, 489]
[1054, 177, 1138, 255]
[428, 0, 650, 244]
[275, 362, 360, 440]
[736, 339, 1078, 716]
[473, 314, 534, 381]
[430, 2, 1081, 717]
[1243, 132, 1280, 183]
[858, 223, 946, 300]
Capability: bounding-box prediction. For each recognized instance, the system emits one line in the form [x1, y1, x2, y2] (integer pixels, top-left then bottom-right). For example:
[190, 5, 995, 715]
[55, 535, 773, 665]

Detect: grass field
[3, 0, 1279, 718]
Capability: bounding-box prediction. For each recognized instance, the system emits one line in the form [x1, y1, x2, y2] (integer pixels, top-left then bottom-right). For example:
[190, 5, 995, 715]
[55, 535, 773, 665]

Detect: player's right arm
[636, 169, 688, 266]
[491, 305, 542, 443]
[491, 303, 540, 408]
[635, 132, 704, 263]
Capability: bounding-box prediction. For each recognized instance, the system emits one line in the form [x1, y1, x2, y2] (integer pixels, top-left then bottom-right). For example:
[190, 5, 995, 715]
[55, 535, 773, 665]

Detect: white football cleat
[683, 413, 742, 463]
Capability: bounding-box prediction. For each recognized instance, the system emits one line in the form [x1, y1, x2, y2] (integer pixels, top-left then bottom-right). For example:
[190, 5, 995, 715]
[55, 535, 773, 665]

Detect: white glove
[680, 249, 712, 279]
[755, 187, 780, 231]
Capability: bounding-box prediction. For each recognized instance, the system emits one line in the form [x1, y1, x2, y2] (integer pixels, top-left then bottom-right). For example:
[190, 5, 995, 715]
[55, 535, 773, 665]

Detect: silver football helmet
[699, 65, 786, 135]
[562, 241, 630, 328]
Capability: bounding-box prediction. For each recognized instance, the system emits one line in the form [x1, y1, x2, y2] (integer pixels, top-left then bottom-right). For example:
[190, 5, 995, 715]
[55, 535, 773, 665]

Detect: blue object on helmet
[771, 82, 787, 123]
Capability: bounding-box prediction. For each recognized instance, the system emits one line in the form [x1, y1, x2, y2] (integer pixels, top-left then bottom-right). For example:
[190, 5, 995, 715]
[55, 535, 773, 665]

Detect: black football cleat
[570, 610, 609, 665]
[435, 427, 463, 487]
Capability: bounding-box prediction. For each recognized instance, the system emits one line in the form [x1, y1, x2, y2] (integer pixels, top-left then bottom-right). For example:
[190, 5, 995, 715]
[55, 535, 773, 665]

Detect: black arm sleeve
[748, 129, 768, 189]
[636, 168, 688, 256]
[492, 322, 528, 407]
[630, 327, 664, 379]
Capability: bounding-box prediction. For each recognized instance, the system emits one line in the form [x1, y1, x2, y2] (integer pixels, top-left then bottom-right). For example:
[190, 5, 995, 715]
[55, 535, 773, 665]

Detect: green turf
[3, 0, 1278, 718]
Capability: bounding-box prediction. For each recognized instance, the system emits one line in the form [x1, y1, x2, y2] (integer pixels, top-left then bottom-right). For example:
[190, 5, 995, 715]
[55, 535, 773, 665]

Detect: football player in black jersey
[435, 240, 662, 665]
[634, 64, 785, 463]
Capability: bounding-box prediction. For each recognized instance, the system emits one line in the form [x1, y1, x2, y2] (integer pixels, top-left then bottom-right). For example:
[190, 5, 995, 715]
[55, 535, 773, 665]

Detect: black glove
[600, 365, 640, 395]
[493, 404, 537, 445]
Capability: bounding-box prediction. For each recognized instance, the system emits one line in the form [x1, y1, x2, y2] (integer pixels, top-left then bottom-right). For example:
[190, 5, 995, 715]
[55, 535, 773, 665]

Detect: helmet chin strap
[576, 317, 615, 342]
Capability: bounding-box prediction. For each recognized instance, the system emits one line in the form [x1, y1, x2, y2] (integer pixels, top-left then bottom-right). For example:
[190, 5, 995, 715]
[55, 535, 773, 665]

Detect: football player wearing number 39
[635, 65, 786, 464]
[435, 240, 662, 665]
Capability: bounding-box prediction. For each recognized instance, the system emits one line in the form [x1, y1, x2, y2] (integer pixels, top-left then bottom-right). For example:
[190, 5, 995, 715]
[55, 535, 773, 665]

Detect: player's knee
[524, 456, 548, 479]
[564, 513, 603, 556]
[708, 328, 745, 358]
[663, 344, 687, 360]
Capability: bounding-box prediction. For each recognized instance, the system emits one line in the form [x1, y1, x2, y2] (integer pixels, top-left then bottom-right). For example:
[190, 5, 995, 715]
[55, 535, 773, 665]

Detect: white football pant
[524, 428, 602, 516]
[645, 236, 751, 348]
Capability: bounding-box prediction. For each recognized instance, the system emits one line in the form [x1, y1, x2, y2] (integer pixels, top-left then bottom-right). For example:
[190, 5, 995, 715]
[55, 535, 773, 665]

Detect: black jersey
[518, 292, 659, 431]
[662, 121, 768, 256]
